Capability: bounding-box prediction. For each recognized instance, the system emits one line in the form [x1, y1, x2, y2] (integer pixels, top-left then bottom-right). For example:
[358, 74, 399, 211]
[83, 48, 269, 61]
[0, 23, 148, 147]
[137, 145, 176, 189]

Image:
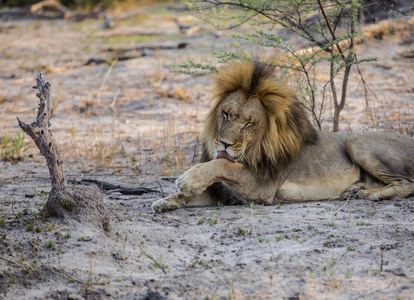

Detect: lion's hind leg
[341, 179, 384, 199]
[356, 180, 414, 200]
[345, 132, 414, 200]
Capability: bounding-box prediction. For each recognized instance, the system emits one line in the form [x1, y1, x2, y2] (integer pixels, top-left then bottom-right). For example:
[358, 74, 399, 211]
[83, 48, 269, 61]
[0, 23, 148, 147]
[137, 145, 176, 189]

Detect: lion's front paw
[356, 189, 379, 201]
[152, 194, 183, 213]
[341, 188, 362, 200]
[176, 164, 212, 197]
[152, 199, 177, 213]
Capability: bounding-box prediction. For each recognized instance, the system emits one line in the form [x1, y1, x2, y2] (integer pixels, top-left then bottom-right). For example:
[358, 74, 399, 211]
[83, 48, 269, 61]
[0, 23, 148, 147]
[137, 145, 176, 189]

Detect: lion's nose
[220, 139, 233, 149]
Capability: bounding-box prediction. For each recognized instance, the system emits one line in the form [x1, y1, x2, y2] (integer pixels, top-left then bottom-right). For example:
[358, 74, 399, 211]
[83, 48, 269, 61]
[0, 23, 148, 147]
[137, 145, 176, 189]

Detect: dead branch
[105, 42, 188, 55]
[67, 179, 157, 195]
[30, 0, 69, 18]
[17, 73, 64, 189]
[17, 74, 109, 231]
[0, 0, 105, 21]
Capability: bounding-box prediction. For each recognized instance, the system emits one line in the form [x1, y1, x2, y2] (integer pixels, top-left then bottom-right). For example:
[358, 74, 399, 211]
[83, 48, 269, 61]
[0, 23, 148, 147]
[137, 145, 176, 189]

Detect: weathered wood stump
[17, 73, 109, 231]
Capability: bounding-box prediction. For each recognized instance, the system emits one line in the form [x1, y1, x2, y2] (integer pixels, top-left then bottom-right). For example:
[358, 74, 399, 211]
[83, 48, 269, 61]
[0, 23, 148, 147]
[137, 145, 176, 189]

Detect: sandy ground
[0, 4, 414, 300]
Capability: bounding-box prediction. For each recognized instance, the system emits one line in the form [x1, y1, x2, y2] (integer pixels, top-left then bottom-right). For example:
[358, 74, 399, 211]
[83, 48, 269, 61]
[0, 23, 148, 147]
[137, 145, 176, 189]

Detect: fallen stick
[67, 179, 157, 195]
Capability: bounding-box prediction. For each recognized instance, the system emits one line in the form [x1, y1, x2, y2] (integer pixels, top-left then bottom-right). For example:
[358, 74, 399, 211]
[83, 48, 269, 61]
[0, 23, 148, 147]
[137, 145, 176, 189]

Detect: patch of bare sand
[1, 5, 414, 299]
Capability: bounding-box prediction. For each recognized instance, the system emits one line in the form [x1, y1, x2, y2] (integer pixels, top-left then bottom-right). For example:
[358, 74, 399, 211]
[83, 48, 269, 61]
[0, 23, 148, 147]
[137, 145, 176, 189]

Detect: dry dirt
[1, 4, 414, 300]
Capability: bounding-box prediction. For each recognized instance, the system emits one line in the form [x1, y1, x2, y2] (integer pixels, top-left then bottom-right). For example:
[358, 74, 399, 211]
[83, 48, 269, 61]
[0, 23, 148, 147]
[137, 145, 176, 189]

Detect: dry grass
[61, 123, 122, 170]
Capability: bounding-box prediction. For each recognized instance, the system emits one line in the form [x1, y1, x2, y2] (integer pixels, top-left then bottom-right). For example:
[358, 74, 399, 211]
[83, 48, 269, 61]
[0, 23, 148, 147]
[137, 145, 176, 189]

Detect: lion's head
[203, 60, 317, 176]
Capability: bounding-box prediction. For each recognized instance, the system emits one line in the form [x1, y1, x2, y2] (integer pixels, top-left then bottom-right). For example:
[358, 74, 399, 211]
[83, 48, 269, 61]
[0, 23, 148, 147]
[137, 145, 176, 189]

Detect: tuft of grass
[209, 216, 218, 226]
[0, 131, 28, 164]
[347, 246, 356, 251]
[253, 212, 268, 216]
[46, 222, 58, 231]
[237, 225, 245, 236]
[197, 217, 206, 225]
[25, 224, 34, 232]
[256, 236, 269, 243]
[61, 198, 75, 211]
[275, 235, 283, 241]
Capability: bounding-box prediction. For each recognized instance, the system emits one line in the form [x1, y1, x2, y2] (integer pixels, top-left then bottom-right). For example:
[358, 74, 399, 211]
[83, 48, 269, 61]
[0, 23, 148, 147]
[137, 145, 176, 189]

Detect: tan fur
[152, 61, 414, 213]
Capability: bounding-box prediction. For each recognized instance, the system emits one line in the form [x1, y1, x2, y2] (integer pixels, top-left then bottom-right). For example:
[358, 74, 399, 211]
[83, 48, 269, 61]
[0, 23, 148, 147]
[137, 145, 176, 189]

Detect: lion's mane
[203, 60, 317, 176]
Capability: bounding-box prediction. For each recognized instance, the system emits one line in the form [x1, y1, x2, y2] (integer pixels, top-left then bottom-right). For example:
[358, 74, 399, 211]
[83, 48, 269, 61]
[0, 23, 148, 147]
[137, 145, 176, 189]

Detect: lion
[152, 60, 414, 213]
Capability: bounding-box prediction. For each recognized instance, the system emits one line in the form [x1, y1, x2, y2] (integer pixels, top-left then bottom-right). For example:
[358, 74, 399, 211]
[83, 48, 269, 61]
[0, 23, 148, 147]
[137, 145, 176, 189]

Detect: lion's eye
[222, 111, 229, 120]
